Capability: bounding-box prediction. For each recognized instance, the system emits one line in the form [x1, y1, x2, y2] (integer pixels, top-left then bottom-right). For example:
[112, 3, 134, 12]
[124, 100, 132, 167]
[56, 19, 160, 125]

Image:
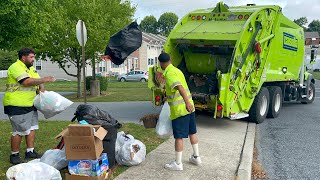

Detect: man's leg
[25, 111, 41, 159]
[175, 138, 184, 164]
[26, 130, 35, 149]
[11, 135, 22, 152]
[188, 112, 201, 165]
[9, 114, 24, 164]
[189, 134, 199, 156]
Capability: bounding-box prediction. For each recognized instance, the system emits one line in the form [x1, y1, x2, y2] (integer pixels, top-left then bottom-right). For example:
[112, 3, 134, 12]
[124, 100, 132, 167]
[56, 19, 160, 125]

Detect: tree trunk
[92, 55, 96, 80]
[77, 57, 82, 98]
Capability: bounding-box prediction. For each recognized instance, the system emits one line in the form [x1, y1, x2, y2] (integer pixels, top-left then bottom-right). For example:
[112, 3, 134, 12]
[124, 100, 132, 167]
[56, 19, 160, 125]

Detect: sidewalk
[115, 115, 255, 180]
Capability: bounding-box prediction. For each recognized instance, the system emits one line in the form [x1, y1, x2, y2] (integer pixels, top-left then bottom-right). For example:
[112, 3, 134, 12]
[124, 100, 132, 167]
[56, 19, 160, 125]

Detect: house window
[35, 60, 42, 70]
[98, 61, 106, 72]
[148, 58, 154, 65]
[111, 63, 120, 68]
[134, 58, 138, 68]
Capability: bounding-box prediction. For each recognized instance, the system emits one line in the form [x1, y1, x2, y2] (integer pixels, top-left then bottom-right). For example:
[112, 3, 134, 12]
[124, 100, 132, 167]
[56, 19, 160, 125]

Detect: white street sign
[76, 20, 87, 46]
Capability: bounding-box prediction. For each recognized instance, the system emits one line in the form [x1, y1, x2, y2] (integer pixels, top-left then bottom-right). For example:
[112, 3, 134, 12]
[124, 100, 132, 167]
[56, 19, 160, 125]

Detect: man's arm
[39, 84, 45, 92]
[21, 76, 56, 87]
[176, 85, 194, 112]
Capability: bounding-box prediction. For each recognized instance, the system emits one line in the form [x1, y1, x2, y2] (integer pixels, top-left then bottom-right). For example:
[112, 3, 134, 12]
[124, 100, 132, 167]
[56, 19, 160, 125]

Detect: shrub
[86, 76, 108, 92]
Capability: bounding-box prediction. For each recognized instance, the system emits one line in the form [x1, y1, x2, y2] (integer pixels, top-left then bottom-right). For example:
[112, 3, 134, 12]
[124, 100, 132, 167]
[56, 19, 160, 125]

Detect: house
[98, 32, 167, 76]
[305, 32, 320, 46]
[35, 58, 92, 81]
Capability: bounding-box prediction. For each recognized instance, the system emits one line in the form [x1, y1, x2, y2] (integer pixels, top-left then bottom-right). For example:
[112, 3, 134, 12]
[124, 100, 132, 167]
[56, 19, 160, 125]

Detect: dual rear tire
[248, 86, 282, 124]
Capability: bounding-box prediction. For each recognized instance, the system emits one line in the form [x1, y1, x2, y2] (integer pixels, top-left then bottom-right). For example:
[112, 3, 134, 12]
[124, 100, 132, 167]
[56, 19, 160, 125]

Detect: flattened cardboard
[65, 173, 105, 180]
[94, 127, 108, 140]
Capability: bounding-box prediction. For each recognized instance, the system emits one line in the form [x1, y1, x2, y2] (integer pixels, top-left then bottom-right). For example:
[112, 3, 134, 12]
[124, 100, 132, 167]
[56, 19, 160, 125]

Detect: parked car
[117, 70, 148, 82]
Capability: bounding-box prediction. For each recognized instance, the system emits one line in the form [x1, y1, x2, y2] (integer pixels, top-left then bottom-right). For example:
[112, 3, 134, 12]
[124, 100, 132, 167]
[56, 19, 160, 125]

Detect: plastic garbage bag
[104, 21, 142, 65]
[34, 91, 73, 119]
[115, 132, 146, 166]
[71, 104, 122, 129]
[40, 149, 68, 170]
[115, 131, 134, 152]
[6, 161, 62, 180]
[156, 102, 172, 138]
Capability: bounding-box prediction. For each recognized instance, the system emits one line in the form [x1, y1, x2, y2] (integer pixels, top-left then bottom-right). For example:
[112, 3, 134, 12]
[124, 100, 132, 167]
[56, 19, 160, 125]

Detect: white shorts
[8, 111, 39, 136]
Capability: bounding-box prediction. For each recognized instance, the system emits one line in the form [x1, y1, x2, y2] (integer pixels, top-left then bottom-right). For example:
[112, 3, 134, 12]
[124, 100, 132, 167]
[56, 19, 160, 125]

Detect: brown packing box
[65, 173, 106, 180]
[56, 124, 107, 160]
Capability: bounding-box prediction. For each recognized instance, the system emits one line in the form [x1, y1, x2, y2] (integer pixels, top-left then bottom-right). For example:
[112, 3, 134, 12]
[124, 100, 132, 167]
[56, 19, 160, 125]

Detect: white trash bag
[40, 149, 68, 170]
[6, 161, 62, 180]
[34, 91, 73, 119]
[156, 102, 172, 138]
[115, 132, 146, 166]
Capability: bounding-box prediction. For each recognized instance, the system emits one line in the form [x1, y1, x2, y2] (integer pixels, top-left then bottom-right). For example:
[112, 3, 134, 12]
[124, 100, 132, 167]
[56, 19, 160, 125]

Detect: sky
[130, 0, 320, 24]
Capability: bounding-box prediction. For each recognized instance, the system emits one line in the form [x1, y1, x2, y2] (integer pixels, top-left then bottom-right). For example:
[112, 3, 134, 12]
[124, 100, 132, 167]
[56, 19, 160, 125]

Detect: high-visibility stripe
[170, 82, 182, 90]
[6, 83, 20, 87]
[16, 74, 29, 81]
[167, 89, 190, 99]
[5, 86, 37, 92]
[168, 95, 192, 106]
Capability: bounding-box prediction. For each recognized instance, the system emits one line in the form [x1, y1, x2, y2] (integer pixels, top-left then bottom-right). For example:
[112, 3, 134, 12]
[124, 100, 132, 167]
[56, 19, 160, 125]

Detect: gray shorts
[8, 111, 39, 136]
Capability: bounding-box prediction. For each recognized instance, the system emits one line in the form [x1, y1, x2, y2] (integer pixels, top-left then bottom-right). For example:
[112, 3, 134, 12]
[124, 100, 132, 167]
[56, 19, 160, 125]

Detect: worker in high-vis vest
[158, 52, 202, 171]
[3, 48, 56, 165]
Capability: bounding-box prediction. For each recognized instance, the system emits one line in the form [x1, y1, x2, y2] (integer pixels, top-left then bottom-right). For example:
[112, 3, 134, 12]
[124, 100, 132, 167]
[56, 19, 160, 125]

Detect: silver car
[118, 70, 148, 82]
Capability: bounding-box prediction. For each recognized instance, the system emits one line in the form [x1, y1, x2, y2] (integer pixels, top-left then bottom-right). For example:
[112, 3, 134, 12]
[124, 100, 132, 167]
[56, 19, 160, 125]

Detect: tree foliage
[294, 17, 308, 31]
[0, 50, 16, 70]
[157, 12, 178, 36]
[140, 15, 157, 34]
[307, 20, 320, 34]
[0, 0, 135, 97]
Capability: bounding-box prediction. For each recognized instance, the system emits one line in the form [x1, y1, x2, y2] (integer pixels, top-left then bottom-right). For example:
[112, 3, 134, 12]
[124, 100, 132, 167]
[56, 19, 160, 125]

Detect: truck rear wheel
[248, 87, 270, 124]
[301, 82, 315, 104]
[267, 86, 282, 118]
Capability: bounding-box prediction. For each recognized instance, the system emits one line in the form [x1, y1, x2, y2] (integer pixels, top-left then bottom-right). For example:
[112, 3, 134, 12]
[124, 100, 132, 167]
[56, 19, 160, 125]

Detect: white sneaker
[164, 161, 183, 171]
[189, 155, 202, 165]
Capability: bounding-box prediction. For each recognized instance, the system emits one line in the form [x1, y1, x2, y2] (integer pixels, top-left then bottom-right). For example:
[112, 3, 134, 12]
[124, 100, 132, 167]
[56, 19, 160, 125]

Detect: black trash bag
[71, 104, 122, 129]
[104, 21, 142, 65]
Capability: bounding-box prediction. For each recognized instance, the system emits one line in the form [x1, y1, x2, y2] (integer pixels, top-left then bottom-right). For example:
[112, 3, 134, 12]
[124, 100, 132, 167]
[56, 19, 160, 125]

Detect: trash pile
[6, 102, 147, 180]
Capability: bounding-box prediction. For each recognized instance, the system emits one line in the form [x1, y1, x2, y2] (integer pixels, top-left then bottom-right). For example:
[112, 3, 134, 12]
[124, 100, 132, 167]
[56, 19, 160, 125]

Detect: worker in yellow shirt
[3, 48, 56, 164]
[158, 52, 202, 171]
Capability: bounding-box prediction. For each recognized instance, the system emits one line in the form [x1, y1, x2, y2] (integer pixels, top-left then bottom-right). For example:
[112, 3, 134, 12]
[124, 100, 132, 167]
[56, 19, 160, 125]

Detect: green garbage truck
[148, 2, 316, 123]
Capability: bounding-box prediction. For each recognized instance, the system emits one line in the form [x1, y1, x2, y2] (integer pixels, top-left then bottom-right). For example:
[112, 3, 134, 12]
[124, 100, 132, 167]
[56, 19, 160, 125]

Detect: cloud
[131, 0, 319, 24]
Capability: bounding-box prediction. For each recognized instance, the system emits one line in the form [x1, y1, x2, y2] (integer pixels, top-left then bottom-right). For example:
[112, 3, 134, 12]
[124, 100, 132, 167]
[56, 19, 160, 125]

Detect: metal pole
[81, 20, 87, 103]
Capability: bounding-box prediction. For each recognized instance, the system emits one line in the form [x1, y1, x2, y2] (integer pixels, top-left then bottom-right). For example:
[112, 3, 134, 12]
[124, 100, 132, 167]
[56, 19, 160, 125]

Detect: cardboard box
[56, 124, 107, 160]
[65, 173, 106, 180]
[68, 153, 109, 177]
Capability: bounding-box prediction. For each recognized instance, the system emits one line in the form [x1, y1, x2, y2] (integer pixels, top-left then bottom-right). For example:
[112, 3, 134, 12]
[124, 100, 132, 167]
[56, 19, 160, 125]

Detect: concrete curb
[237, 123, 256, 180]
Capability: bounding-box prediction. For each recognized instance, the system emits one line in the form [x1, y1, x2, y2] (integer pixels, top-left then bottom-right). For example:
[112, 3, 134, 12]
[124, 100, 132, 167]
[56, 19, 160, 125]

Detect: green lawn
[0, 78, 152, 102]
[311, 71, 320, 80]
[66, 82, 152, 102]
[0, 121, 164, 180]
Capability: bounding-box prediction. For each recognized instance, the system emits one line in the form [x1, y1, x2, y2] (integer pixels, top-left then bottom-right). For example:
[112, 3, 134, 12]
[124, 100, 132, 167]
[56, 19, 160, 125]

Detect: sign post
[76, 20, 87, 103]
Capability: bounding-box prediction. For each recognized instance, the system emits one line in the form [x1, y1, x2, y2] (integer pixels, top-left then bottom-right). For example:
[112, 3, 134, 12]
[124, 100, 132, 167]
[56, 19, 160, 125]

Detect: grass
[66, 82, 152, 102]
[0, 121, 165, 180]
[0, 78, 152, 102]
[310, 71, 320, 80]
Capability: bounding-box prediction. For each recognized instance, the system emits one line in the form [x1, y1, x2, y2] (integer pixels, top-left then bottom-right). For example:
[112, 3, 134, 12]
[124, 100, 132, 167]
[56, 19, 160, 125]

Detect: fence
[0, 70, 7, 78]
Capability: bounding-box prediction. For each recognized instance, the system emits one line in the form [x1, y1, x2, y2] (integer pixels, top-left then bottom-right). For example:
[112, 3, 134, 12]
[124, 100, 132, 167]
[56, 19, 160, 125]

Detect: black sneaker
[25, 150, 42, 159]
[10, 153, 24, 165]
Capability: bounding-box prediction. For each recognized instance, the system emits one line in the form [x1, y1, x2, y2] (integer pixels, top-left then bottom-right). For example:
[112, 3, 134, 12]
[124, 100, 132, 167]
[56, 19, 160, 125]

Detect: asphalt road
[0, 92, 162, 123]
[256, 85, 320, 179]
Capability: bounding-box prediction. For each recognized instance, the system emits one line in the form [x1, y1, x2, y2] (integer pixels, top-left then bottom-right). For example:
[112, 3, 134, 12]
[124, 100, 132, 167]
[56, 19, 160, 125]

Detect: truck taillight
[155, 95, 161, 101]
[197, 16, 201, 20]
[255, 42, 262, 53]
[244, 14, 249, 19]
[217, 105, 223, 111]
[238, 15, 243, 20]
[192, 16, 195, 20]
